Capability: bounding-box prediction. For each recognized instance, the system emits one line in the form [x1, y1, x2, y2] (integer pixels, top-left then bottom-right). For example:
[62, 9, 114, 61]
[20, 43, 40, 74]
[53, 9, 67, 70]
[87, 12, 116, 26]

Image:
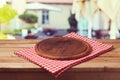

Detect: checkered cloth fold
[14, 32, 113, 77]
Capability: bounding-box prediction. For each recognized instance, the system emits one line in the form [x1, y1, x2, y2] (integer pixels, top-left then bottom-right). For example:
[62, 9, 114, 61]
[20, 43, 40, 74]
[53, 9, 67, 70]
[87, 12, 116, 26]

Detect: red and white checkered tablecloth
[14, 32, 113, 77]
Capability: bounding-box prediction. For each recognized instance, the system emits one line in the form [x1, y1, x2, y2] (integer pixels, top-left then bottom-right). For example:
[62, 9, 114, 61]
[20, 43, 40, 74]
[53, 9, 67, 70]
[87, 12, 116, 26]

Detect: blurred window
[42, 10, 49, 24]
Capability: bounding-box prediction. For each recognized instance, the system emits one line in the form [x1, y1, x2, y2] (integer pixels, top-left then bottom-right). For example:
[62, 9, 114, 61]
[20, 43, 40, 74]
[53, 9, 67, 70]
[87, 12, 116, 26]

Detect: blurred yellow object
[0, 32, 7, 39]
[0, 4, 17, 24]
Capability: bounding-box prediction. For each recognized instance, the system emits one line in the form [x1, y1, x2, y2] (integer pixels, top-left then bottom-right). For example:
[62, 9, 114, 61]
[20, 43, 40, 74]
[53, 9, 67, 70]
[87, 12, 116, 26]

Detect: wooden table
[0, 39, 120, 80]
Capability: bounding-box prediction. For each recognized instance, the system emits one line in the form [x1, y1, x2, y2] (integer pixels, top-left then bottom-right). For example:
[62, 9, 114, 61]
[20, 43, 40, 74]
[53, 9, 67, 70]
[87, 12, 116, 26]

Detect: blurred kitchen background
[0, 0, 120, 39]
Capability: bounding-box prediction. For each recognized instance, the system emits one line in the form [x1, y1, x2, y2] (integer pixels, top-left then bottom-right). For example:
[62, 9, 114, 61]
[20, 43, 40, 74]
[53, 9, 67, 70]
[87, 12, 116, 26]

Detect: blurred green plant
[0, 4, 17, 24]
[19, 12, 38, 24]
[1, 26, 37, 35]
[23, 26, 37, 30]
[1, 29, 21, 35]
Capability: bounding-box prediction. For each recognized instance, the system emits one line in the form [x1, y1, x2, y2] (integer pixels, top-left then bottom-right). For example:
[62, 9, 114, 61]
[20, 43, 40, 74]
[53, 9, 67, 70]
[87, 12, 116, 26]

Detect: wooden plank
[0, 44, 35, 48]
[1, 62, 120, 71]
[97, 39, 120, 43]
[0, 50, 119, 58]
[0, 50, 120, 58]
[0, 56, 120, 70]
[0, 40, 40, 44]
[1, 43, 117, 48]
[0, 56, 120, 63]
[0, 52, 119, 63]
[0, 63, 39, 69]
[0, 47, 116, 52]
[0, 57, 27, 63]
[0, 48, 27, 51]
[0, 39, 119, 44]
[100, 51, 120, 57]
[0, 71, 120, 80]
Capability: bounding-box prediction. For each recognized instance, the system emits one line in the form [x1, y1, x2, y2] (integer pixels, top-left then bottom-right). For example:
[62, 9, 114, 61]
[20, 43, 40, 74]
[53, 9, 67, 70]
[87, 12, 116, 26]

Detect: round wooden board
[35, 37, 92, 60]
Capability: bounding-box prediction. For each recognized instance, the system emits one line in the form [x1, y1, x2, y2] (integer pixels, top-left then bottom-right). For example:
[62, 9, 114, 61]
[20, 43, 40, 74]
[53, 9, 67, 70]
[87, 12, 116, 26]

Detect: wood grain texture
[0, 39, 120, 80]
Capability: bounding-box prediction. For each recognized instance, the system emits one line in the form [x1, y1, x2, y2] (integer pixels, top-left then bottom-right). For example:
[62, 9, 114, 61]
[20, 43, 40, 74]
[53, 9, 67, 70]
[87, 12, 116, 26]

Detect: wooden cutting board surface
[35, 37, 92, 60]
